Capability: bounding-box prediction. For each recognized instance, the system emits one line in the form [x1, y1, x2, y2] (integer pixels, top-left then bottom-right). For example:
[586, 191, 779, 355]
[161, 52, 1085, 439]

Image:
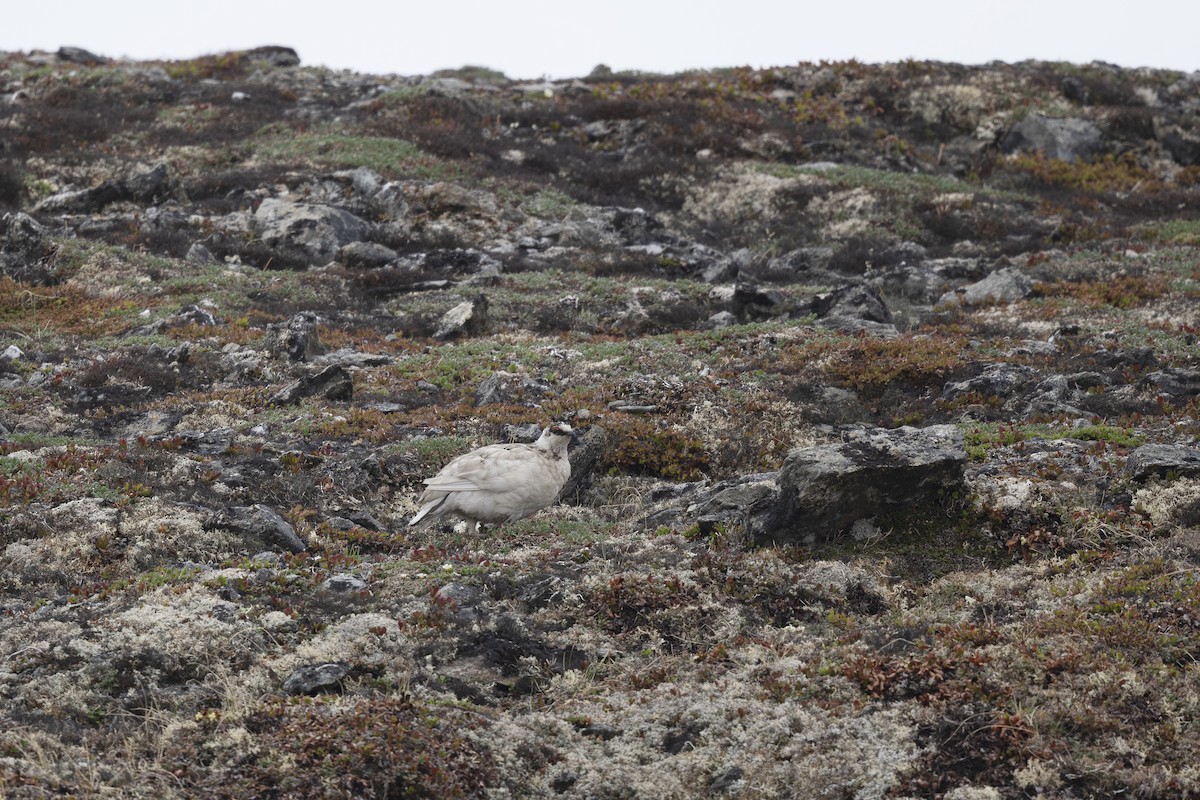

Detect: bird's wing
[423, 444, 542, 493]
[422, 474, 483, 492]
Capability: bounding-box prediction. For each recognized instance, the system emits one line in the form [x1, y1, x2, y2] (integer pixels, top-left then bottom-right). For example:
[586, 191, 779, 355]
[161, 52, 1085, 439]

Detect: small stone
[186, 243, 218, 265]
[708, 766, 745, 794]
[1125, 444, 1200, 481]
[434, 582, 483, 606]
[223, 505, 307, 553]
[268, 365, 353, 406]
[320, 574, 368, 593]
[433, 295, 489, 340]
[550, 771, 578, 793]
[579, 723, 622, 740]
[282, 662, 350, 696]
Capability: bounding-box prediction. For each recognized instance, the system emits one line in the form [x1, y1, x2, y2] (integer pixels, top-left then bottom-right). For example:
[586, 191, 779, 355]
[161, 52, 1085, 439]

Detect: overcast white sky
[3, 0, 1197, 79]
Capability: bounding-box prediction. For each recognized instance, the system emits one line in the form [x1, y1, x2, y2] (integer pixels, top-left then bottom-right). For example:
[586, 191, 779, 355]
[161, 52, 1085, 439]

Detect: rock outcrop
[767, 425, 967, 544]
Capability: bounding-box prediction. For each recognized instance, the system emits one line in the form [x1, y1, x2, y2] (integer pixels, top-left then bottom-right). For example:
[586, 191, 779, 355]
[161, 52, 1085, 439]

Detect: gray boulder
[764, 246, 835, 282]
[0, 212, 55, 283]
[271, 311, 324, 362]
[243, 45, 301, 68]
[282, 662, 350, 695]
[874, 264, 951, 305]
[253, 198, 371, 265]
[810, 284, 898, 336]
[269, 365, 353, 406]
[560, 425, 609, 505]
[686, 473, 779, 536]
[1125, 444, 1200, 481]
[766, 425, 967, 545]
[1001, 113, 1103, 162]
[939, 267, 1032, 307]
[1154, 116, 1200, 166]
[338, 240, 397, 268]
[732, 282, 791, 321]
[33, 164, 173, 214]
[185, 242, 218, 265]
[1138, 368, 1200, 398]
[943, 363, 1039, 402]
[434, 295, 489, 340]
[56, 46, 107, 64]
[220, 504, 307, 553]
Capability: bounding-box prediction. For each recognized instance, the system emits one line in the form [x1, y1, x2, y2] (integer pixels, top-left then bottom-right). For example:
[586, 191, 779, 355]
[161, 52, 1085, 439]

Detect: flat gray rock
[1001, 113, 1102, 162]
[268, 364, 353, 406]
[282, 662, 350, 695]
[223, 504, 307, 553]
[939, 267, 1032, 307]
[433, 295, 489, 340]
[767, 425, 967, 545]
[1125, 444, 1200, 481]
[253, 198, 371, 265]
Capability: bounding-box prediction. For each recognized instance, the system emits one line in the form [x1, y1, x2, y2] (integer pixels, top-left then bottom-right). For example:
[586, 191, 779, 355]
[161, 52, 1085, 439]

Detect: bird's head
[543, 422, 581, 448]
[547, 422, 575, 439]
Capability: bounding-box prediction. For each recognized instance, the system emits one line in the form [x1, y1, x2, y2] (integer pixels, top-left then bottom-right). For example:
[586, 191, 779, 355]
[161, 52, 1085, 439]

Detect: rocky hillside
[2, 45, 1200, 798]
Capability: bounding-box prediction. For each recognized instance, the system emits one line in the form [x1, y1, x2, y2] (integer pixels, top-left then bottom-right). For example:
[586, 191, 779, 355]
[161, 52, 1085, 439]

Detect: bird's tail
[408, 494, 448, 529]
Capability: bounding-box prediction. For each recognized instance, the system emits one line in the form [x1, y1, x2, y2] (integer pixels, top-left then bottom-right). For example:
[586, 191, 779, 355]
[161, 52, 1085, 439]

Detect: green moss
[1137, 218, 1200, 246]
[963, 422, 1142, 461]
[405, 435, 474, 467]
[495, 518, 614, 547]
[253, 124, 457, 180]
[1065, 424, 1142, 448]
[1008, 152, 1156, 194]
[519, 188, 578, 219]
[430, 65, 509, 84]
[161, 52, 247, 81]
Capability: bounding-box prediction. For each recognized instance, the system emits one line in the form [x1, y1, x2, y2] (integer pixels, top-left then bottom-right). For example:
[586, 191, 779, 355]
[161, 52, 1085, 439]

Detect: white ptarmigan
[408, 423, 575, 535]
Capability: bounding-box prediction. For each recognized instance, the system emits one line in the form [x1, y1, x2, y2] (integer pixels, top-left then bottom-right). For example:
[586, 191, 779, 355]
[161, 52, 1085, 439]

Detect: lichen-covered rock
[767, 425, 967, 544]
[810, 283, 898, 336]
[253, 197, 372, 265]
[33, 164, 172, 214]
[282, 662, 350, 695]
[1125, 444, 1200, 481]
[269, 364, 353, 406]
[433, 294, 489, 340]
[1001, 113, 1103, 162]
[270, 311, 325, 362]
[0, 211, 55, 283]
[943, 363, 1039, 402]
[219, 504, 307, 553]
[938, 266, 1032, 306]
